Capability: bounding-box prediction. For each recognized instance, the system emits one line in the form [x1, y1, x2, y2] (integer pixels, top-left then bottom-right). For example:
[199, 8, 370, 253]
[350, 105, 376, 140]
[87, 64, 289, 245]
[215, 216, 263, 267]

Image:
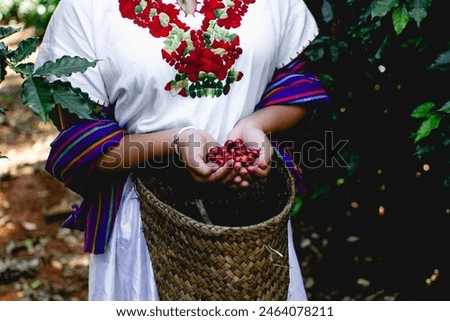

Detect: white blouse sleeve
[35, 0, 110, 106]
[276, 0, 319, 69]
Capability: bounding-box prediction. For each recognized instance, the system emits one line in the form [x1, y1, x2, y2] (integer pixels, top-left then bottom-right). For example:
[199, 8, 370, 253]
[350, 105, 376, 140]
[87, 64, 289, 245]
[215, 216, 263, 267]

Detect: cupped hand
[178, 128, 239, 185]
[227, 125, 273, 188]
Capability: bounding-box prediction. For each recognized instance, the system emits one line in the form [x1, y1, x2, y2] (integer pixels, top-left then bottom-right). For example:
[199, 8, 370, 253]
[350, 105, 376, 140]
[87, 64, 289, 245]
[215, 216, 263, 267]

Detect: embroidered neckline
[119, 0, 256, 98]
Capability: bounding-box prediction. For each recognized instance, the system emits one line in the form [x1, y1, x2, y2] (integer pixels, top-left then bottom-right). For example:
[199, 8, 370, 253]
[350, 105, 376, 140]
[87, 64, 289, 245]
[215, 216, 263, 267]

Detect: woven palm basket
[136, 158, 296, 301]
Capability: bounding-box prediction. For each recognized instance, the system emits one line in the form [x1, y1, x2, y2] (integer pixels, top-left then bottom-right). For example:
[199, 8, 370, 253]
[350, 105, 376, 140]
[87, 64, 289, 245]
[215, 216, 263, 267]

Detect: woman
[36, 0, 329, 300]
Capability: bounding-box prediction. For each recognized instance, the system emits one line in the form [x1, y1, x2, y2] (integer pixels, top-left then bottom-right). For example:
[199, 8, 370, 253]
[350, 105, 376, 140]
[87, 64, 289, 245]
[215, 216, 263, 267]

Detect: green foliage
[34, 56, 97, 78]
[301, 0, 448, 207]
[0, 0, 60, 37]
[0, 26, 97, 124]
[429, 48, 450, 71]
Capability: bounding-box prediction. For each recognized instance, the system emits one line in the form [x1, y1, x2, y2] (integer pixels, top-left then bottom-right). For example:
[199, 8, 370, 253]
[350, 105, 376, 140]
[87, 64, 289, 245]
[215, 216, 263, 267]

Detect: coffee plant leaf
[0, 58, 6, 82]
[49, 80, 96, 120]
[12, 62, 35, 78]
[34, 55, 98, 78]
[0, 26, 20, 40]
[21, 77, 55, 122]
[9, 38, 40, 63]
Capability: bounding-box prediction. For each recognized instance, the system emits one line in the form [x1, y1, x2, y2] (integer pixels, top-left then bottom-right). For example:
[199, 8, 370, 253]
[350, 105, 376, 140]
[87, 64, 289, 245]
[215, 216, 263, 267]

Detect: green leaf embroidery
[214, 9, 228, 19]
[34, 56, 98, 78]
[159, 12, 170, 27]
[163, 26, 189, 52]
[224, 0, 235, 8]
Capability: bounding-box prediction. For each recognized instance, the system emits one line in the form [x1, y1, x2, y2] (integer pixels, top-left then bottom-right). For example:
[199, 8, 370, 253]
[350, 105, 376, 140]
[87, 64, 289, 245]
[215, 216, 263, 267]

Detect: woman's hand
[227, 123, 273, 188]
[178, 128, 240, 185]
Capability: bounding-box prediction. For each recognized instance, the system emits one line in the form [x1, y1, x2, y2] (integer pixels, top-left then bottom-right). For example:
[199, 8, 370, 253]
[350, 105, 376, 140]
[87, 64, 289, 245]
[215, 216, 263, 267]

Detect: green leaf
[392, 6, 410, 35]
[49, 80, 96, 120]
[305, 47, 325, 62]
[437, 101, 450, 114]
[401, 36, 425, 49]
[322, 0, 334, 24]
[414, 114, 442, 143]
[443, 176, 450, 188]
[0, 41, 7, 55]
[31, 280, 41, 289]
[0, 58, 7, 82]
[34, 56, 98, 78]
[408, 0, 432, 27]
[11, 62, 35, 78]
[372, 36, 389, 61]
[371, 0, 399, 19]
[414, 144, 435, 157]
[290, 195, 303, 217]
[9, 38, 39, 63]
[330, 44, 340, 63]
[0, 27, 20, 40]
[428, 49, 450, 72]
[411, 102, 435, 118]
[21, 77, 56, 122]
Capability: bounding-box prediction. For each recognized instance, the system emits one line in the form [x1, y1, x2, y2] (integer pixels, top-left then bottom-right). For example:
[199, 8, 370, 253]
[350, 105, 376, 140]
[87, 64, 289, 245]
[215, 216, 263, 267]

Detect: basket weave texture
[136, 160, 296, 300]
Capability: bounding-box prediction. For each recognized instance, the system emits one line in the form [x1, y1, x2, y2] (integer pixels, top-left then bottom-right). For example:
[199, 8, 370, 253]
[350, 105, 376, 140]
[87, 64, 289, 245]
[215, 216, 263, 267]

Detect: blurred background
[1, 0, 448, 300]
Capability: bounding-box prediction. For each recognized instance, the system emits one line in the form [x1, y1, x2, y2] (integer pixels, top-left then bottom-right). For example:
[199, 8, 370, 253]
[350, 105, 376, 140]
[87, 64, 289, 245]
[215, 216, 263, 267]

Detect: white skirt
[89, 174, 308, 301]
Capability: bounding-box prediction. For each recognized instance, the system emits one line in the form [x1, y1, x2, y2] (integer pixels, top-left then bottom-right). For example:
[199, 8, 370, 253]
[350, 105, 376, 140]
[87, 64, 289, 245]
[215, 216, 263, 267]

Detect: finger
[238, 179, 250, 188]
[208, 160, 236, 183]
[247, 160, 271, 179]
[233, 175, 243, 184]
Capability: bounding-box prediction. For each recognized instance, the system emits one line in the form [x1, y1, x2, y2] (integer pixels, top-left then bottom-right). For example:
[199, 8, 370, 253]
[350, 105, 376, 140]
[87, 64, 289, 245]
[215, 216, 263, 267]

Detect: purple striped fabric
[45, 111, 126, 254]
[45, 55, 329, 254]
[255, 55, 330, 110]
[257, 55, 330, 195]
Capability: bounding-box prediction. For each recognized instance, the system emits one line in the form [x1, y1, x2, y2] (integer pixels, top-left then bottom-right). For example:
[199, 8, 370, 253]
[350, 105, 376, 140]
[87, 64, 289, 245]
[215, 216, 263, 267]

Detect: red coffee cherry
[205, 138, 260, 167]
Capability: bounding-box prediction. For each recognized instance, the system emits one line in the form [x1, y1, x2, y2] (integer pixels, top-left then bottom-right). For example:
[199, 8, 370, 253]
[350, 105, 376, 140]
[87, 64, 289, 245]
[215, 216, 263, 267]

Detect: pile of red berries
[205, 138, 260, 167]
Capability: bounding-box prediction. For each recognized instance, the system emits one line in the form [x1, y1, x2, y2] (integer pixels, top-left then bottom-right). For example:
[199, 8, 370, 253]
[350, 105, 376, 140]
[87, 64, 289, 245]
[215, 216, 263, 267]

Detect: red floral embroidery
[119, 0, 140, 18]
[118, 0, 256, 98]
